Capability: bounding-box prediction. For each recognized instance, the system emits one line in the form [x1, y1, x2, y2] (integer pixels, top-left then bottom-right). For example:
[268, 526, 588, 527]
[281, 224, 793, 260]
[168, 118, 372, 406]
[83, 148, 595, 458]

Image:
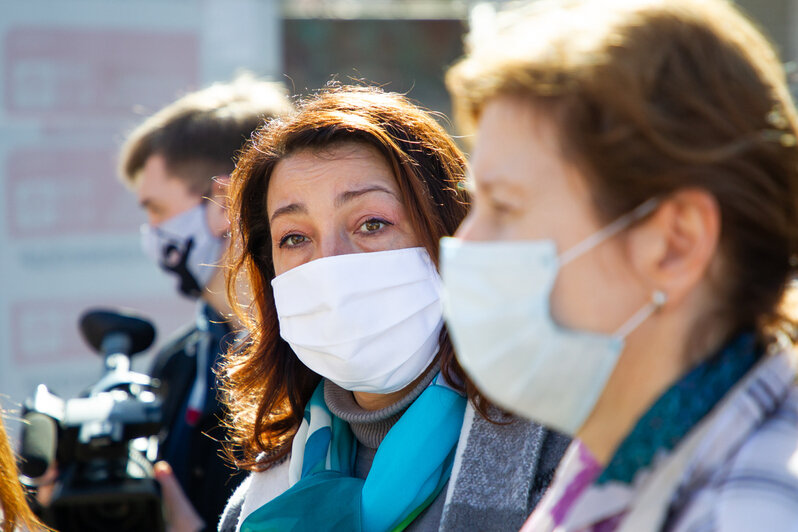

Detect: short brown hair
[118, 74, 293, 194]
[448, 0, 798, 339]
[221, 86, 472, 471]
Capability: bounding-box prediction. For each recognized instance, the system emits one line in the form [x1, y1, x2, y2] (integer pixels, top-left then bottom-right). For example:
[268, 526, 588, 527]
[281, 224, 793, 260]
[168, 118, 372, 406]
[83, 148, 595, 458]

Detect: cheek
[271, 246, 309, 276]
[271, 254, 287, 276]
[146, 211, 163, 227]
[549, 243, 641, 334]
[273, 256, 308, 276]
[549, 258, 606, 330]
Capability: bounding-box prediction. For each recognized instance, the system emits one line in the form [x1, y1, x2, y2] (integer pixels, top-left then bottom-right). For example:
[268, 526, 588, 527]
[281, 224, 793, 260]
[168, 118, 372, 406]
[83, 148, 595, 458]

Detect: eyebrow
[269, 202, 308, 223]
[269, 185, 397, 224]
[334, 185, 397, 207]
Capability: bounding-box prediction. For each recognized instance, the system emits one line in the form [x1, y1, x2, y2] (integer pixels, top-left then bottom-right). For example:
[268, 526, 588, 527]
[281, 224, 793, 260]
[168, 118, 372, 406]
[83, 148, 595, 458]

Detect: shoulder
[218, 458, 292, 532]
[162, 320, 201, 351]
[715, 386, 798, 530]
[441, 403, 569, 531]
[149, 321, 200, 375]
[236, 458, 291, 527]
[218, 475, 251, 532]
[674, 387, 798, 531]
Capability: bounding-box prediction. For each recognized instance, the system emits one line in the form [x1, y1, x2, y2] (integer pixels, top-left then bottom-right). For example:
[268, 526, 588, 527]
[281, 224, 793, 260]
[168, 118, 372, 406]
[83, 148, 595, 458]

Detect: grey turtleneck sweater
[324, 363, 438, 451]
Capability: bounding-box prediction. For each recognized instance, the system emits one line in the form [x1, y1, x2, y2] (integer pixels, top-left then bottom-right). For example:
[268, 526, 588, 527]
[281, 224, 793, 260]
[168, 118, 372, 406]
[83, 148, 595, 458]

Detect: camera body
[20, 309, 165, 532]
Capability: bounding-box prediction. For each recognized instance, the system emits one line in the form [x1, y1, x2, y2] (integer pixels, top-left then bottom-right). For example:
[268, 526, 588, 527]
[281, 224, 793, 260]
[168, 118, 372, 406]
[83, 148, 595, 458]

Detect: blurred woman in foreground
[217, 86, 568, 532]
[1, 416, 47, 531]
[442, 0, 798, 530]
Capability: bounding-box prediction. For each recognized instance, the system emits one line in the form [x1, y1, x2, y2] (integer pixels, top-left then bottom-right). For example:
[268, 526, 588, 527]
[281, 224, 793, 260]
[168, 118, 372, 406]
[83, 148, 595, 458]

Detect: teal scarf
[597, 332, 760, 485]
[241, 375, 467, 532]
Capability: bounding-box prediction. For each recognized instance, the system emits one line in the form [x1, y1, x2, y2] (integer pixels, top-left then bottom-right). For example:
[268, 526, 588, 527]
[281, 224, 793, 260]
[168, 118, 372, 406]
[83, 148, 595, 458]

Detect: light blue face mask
[440, 199, 665, 435]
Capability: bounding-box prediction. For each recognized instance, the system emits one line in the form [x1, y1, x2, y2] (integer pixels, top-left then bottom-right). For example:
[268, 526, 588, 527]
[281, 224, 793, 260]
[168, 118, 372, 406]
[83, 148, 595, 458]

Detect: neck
[576, 311, 719, 465]
[201, 268, 244, 330]
[352, 361, 437, 411]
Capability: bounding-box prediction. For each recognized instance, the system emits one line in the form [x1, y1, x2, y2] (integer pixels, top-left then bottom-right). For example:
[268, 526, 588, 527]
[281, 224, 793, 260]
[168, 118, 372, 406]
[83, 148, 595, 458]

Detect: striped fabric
[522, 348, 798, 532]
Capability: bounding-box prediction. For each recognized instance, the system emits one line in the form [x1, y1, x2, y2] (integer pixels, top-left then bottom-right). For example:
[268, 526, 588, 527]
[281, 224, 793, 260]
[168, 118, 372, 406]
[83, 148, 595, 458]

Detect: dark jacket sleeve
[148, 319, 245, 531]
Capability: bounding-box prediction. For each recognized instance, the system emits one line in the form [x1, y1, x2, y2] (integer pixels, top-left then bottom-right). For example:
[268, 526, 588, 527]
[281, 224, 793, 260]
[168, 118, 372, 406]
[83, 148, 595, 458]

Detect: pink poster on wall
[0, 16, 203, 419]
[5, 28, 199, 117]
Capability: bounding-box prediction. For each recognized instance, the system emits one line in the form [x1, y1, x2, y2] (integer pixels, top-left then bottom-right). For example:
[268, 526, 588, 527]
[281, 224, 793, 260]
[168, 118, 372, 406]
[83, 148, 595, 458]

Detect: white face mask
[271, 247, 444, 393]
[440, 199, 664, 435]
[140, 203, 224, 299]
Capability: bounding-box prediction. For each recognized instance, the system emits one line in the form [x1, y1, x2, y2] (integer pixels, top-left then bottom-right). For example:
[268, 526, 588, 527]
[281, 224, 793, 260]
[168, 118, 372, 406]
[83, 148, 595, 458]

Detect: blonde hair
[447, 0, 798, 338]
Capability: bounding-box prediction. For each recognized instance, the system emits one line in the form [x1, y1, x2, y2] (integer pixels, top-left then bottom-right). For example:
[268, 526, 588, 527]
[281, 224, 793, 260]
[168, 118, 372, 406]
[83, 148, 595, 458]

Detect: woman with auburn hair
[217, 86, 568, 532]
[0, 416, 47, 532]
[442, 0, 798, 530]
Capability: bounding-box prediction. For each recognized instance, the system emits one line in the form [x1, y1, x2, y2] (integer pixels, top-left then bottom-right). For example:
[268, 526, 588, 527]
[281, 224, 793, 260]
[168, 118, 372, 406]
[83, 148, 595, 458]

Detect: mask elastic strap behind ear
[559, 197, 661, 266]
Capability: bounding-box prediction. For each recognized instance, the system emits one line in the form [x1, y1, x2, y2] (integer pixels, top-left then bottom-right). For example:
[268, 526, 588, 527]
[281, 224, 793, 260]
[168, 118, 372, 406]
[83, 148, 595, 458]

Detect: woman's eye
[358, 218, 391, 234]
[490, 197, 514, 216]
[279, 234, 308, 248]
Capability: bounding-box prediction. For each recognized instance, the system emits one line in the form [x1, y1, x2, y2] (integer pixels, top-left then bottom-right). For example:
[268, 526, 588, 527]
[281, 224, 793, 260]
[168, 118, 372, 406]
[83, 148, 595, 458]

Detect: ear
[206, 174, 231, 238]
[626, 188, 720, 307]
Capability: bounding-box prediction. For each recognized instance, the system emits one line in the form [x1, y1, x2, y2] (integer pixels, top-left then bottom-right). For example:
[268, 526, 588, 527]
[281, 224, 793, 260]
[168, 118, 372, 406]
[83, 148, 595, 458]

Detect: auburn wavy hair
[220, 86, 476, 471]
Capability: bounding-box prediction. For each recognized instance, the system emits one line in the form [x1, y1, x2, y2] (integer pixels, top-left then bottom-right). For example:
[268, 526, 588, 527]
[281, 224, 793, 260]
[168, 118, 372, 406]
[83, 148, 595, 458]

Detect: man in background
[118, 75, 293, 530]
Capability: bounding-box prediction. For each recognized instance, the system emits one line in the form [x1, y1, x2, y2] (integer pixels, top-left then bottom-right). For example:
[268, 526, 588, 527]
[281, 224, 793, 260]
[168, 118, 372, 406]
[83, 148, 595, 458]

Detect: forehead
[135, 154, 193, 198]
[470, 98, 568, 188]
[267, 143, 398, 207]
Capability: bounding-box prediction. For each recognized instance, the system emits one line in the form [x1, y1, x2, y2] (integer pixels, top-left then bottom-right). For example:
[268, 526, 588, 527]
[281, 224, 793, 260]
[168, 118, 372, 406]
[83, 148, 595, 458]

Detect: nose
[314, 230, 357, 261]
[147, 212, 165, 228]
[454, 210, 491, 242]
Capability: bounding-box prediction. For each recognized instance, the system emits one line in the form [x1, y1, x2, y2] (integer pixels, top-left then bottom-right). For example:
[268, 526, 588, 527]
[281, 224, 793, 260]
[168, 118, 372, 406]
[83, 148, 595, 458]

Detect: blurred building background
[0, 0, 794, 437]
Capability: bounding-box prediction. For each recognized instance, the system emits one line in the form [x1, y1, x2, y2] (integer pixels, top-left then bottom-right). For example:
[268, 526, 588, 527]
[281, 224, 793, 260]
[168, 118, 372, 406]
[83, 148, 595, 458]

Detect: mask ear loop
[614, 290, 668, 339]
[560, 198, 661, 266]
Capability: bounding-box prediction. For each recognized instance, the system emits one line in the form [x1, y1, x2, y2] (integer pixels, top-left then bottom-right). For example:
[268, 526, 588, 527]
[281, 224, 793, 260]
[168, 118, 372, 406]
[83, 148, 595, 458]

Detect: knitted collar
[596, 332, 761, 485]
[324, 362, 440, 449]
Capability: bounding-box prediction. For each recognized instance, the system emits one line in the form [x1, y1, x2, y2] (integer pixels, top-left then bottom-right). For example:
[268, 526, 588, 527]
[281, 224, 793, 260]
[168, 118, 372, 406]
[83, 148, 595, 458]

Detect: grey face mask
[140, 203, 224, 299]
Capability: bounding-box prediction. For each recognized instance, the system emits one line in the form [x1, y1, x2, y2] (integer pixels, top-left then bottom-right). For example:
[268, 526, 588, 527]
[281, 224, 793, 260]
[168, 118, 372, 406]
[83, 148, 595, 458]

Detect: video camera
[19, 308, 165, 532]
